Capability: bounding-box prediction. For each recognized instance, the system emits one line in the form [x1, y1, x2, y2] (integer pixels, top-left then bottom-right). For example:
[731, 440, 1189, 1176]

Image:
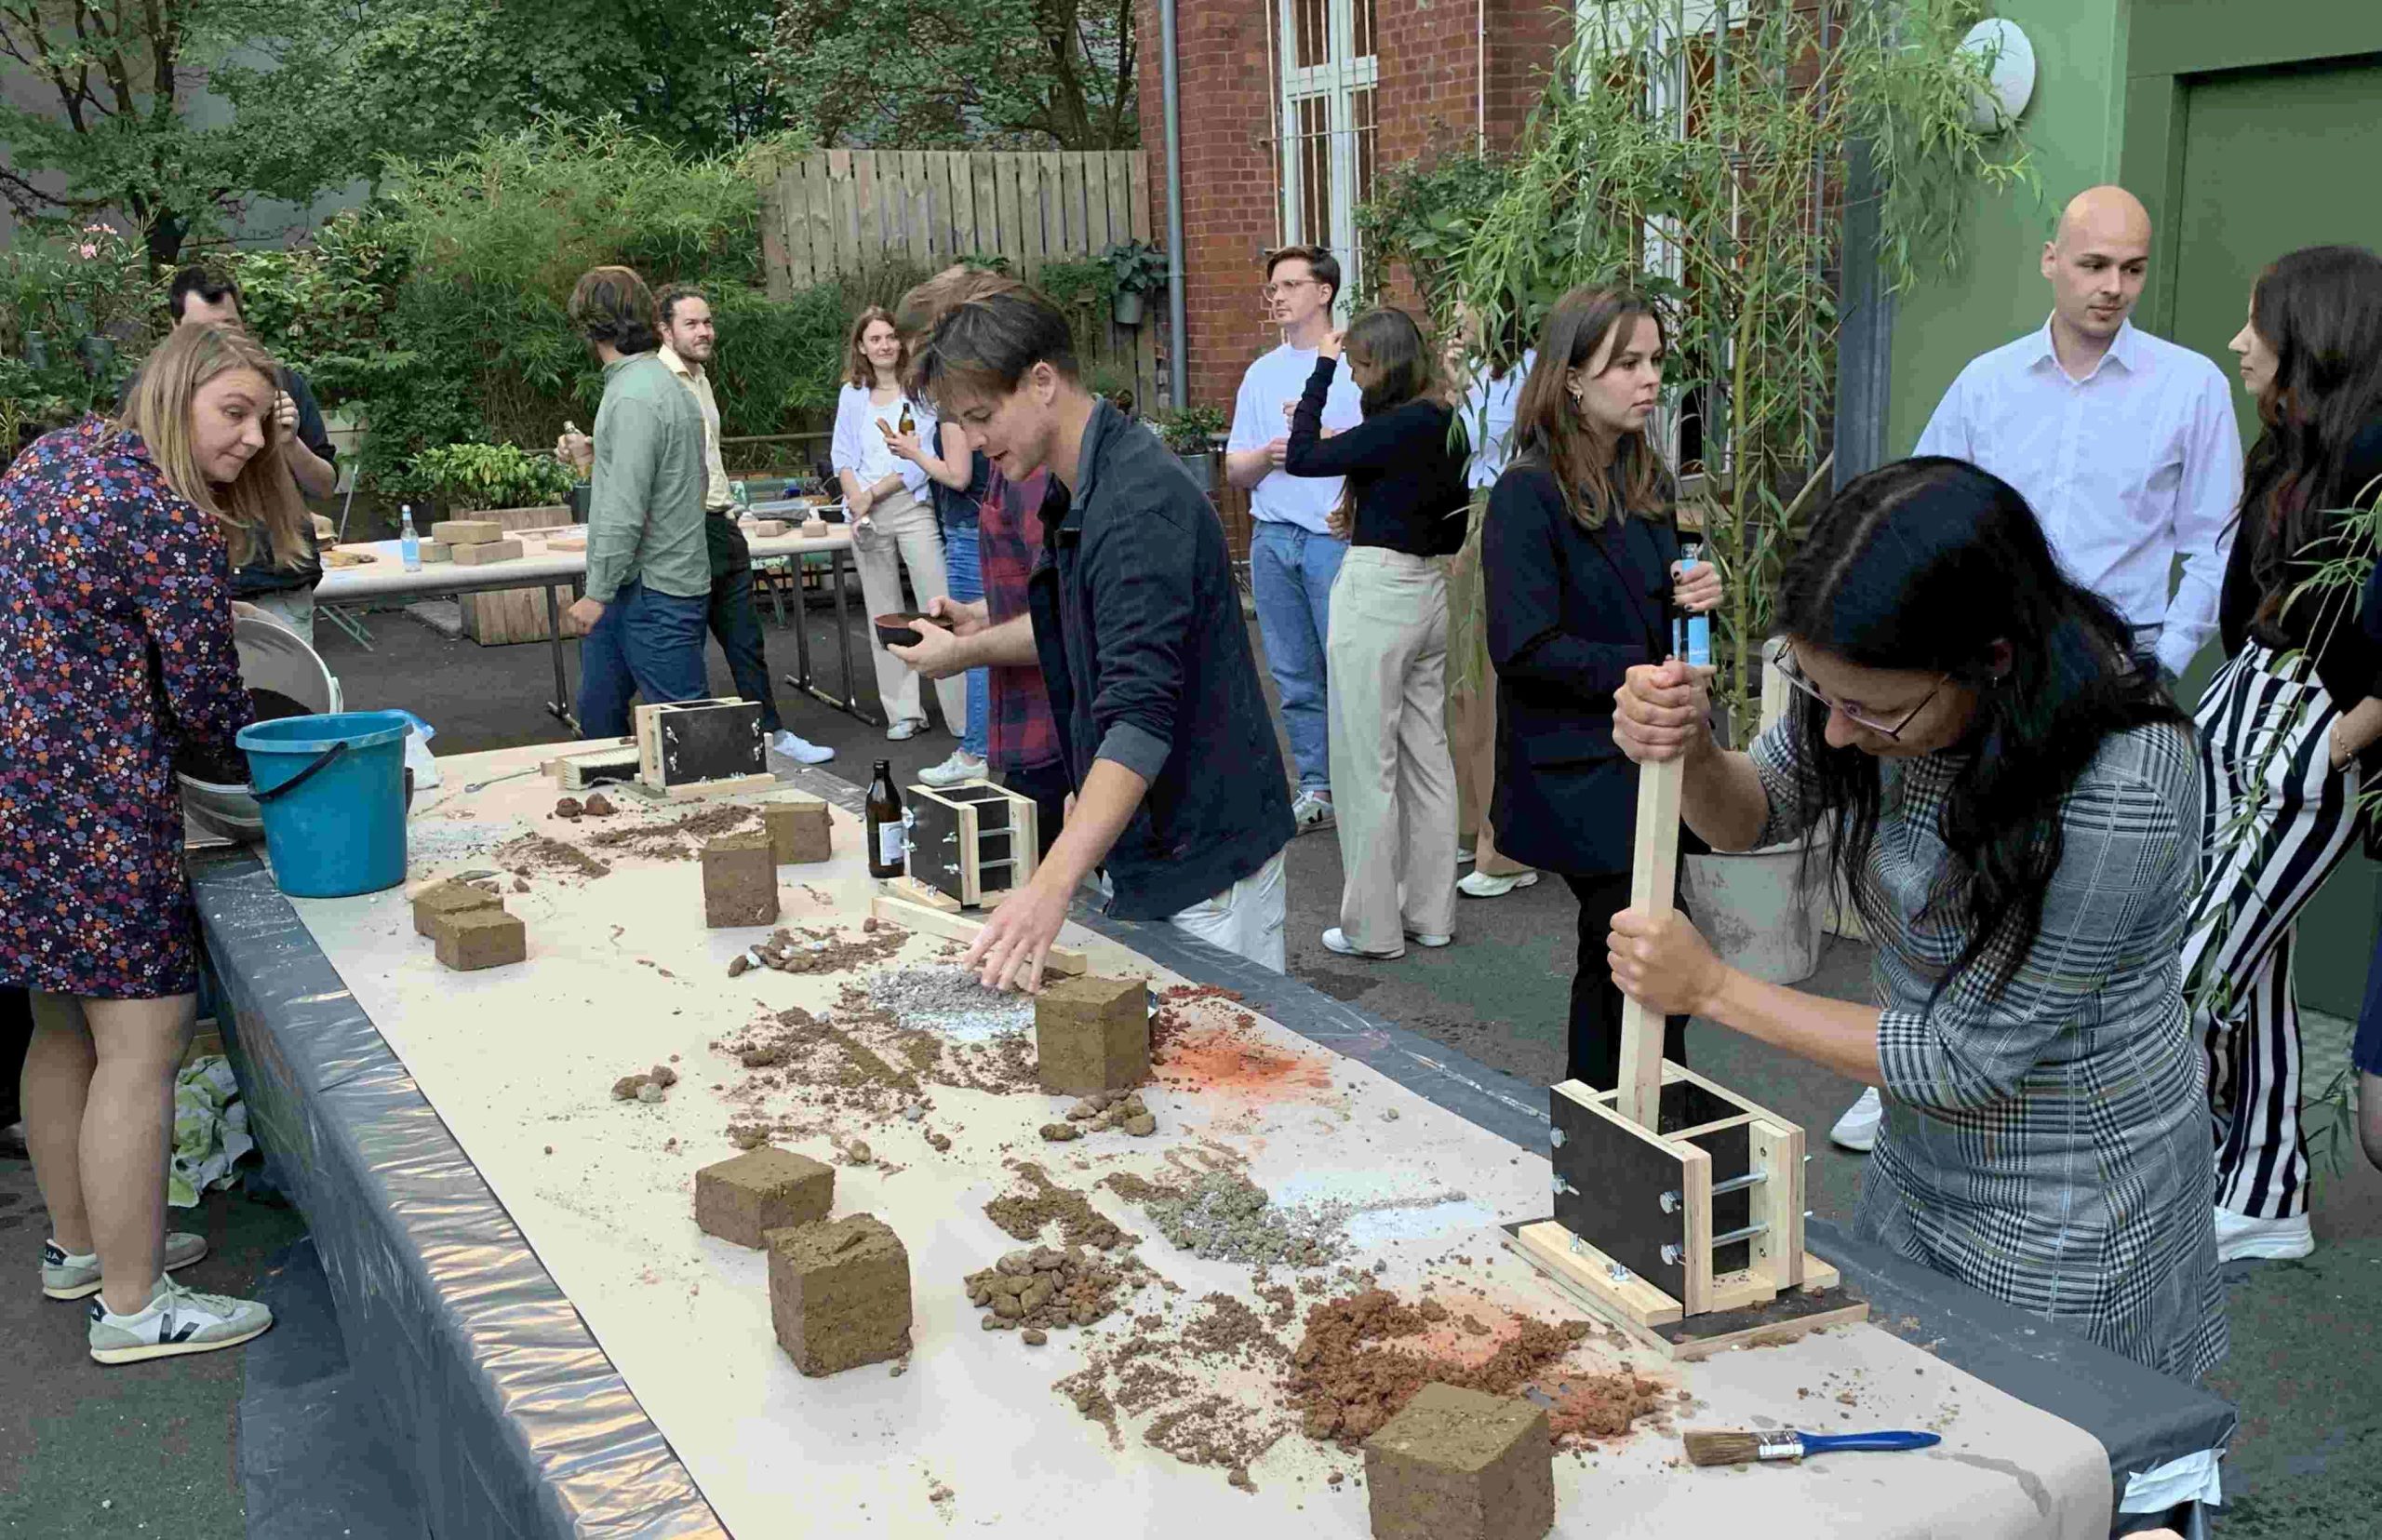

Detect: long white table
[315, 515, 865, 727]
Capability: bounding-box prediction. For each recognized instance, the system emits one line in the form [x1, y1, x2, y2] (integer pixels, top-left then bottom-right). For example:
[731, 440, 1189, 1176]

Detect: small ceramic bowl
[874, 612, 929, 649]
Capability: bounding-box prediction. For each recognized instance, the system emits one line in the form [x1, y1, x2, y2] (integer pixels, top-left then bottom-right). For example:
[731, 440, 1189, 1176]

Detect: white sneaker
[1457, 869, 1538, 899]
[1830, 1087, 1882, 1152]
[1456, 845, 1477, 867]
[769, 730, 836, 765]
[1404, 930, 1453, 949]
[885, 717, 926, 743]
[87, 1277, 273, 1365]
[2214, 1207, 2315, 1264]
[919, 750, 988, 788]
[1291, 790, 1335, 833]
[43, 1233, 207, 1302]
[1320, 927, 1403, 960]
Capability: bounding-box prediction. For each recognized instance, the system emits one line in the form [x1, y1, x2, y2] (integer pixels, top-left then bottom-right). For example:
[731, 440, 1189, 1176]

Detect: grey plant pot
[1113, 289, 1146, 327]
[1175, 450, 1218, 505]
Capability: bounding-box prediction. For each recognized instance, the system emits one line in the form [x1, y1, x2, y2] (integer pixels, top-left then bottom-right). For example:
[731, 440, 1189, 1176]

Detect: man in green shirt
[562, 266, 712, 735]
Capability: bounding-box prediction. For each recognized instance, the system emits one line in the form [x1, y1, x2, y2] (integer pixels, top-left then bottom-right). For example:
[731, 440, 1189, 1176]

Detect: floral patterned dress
[0, 417, 252, 998]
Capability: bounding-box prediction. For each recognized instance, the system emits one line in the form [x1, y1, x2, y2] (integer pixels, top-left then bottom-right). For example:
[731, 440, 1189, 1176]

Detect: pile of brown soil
[716, 1005, 921, 1106]
[495, 832, 612, 879]
[584, 804, 756, 859]
[984, 1162, 1131, 1251]
[963, 1244, 1142, 1333]
[1284, 1289, 1661, 1450]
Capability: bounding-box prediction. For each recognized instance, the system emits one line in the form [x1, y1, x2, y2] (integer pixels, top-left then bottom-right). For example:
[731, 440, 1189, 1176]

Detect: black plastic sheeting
[191, 758, 2233, 1535]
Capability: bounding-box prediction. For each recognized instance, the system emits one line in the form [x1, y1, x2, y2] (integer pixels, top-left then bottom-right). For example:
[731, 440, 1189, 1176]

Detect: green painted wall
[1883, 0, 2134, 456]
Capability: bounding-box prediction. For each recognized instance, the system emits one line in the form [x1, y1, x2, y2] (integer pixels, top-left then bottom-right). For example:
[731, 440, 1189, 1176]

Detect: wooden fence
[759, 150, 1160, 408]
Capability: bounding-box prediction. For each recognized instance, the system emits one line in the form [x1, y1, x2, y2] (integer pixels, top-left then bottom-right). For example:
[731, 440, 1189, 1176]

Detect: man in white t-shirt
[1225, 245, 1363, 831]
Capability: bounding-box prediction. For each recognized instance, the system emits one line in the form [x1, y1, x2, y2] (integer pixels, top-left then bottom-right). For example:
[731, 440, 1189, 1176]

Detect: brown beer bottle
[866, 759, 906, 877]
[898, 401, 916, 436]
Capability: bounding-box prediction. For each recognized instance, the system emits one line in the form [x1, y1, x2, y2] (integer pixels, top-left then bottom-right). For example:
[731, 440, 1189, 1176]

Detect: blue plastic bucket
[234, 710, 413, 897]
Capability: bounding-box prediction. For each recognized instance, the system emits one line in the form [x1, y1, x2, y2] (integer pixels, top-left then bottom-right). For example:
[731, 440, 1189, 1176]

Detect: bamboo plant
[1448, 0, 2033, 737]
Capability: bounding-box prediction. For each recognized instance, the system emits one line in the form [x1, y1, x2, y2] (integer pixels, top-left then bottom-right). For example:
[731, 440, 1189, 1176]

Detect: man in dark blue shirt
[892, 282, 1294, 988]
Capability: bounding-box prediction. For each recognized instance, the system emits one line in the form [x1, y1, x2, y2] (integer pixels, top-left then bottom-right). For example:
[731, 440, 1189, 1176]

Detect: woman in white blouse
[832, 306, 970, 741]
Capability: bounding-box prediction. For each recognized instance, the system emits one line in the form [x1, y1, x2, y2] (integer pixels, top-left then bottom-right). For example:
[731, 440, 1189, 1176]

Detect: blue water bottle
[399, 504, 422, 573]
[1677, 542, 1710, 667]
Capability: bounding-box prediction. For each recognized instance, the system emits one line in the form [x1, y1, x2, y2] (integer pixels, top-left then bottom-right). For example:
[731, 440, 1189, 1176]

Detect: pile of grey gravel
[867, 966, 1035, 1043]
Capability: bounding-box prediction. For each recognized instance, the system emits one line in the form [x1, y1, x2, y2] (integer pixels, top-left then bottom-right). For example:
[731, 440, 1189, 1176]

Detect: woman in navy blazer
[1484, 287, 1721, 1087]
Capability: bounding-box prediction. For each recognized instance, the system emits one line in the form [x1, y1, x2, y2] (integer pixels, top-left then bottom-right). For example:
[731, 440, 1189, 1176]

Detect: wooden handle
[1616, 754, 1685, 1129]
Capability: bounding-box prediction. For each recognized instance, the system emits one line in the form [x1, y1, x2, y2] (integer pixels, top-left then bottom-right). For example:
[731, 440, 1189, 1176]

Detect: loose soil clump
[984, 1162, 1131, 1251]
[1285, 1289, 1664, 1451]
[496, 832, 612, 879]
[963, 1244, 1142, 1332]
[584, 803, 756, 859]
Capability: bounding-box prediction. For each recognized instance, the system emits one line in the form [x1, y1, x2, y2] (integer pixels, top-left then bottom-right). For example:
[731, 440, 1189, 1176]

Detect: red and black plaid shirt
[980, 465, 1063, 772]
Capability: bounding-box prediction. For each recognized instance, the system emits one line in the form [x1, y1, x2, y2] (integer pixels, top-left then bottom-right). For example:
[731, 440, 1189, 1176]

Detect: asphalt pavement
[3, 585, 2373, 1534]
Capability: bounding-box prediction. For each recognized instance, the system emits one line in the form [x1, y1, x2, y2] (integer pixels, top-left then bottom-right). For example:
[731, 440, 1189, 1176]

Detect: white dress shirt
[1459, 349, 1534, 490]
[1915, 318, 2242, 679]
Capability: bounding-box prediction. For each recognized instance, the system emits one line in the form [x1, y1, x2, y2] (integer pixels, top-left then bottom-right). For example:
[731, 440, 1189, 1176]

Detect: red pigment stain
[1155, 1024, 1333, 1098]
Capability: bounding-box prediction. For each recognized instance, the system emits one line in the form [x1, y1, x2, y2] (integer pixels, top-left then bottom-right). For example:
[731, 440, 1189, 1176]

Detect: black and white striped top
[1753, 716, 2228, 1384]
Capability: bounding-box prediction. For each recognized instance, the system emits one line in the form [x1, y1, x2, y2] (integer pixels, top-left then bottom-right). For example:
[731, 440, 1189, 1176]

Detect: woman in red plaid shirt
[977, 462, 1067, 855]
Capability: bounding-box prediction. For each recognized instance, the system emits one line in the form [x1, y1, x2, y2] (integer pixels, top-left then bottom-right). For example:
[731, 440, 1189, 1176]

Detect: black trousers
[1561, 871, 1688, 1090]
[705, 514, 782, 734]
[1001, 757, 1072, 862]
[0, 985, 29, 1127]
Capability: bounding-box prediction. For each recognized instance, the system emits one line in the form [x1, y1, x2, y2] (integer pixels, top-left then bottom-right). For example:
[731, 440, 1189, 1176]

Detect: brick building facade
[1135, 0, 1573, 416]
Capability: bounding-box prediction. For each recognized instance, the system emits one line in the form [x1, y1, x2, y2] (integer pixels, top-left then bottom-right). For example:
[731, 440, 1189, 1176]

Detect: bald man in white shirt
[1831, 184, 2243, 1153]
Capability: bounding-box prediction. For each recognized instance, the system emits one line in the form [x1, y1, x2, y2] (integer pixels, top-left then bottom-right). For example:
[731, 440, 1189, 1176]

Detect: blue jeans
[941, 516, 990, 758]
[1250, 520, 1344, 791]
[576, 580, 711, 736]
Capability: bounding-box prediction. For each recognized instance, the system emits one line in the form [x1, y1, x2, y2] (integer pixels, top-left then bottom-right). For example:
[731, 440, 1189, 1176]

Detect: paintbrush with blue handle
[1682, 1428, 1941, 1466]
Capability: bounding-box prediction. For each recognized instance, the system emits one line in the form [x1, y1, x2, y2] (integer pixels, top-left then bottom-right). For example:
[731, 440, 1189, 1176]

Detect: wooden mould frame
[902, 779, 1039, 908]
[1506, 756, 1863, 1358]
[635, 698, 768, 795]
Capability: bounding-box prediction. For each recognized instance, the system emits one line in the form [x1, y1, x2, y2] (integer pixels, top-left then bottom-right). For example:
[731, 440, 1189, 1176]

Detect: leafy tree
[0, 0, 341, 264]
[764, 0, 1136, 150]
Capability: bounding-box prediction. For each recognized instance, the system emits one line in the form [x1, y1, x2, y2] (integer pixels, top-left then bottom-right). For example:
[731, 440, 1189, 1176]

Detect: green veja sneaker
[42, 1233, 208, 1301]
[87, 1278, 272, 1365]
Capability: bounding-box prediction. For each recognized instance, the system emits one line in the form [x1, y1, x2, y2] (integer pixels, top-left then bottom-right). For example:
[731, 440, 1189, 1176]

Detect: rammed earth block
[410, 877, 500, 938]
[701, 831, 779, 927]
[767, 1214, 913, 1376]
[1034, 974, 1150, 1094]
[432, 908, 526, 971]
[695, 1146, 833, 1249]
[762, 799, 833, 864]
[1362, 1384, 1555, 1540]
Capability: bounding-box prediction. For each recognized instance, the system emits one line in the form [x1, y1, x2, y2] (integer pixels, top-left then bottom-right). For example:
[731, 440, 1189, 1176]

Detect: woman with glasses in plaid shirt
[1606, 456, 2226, 1384]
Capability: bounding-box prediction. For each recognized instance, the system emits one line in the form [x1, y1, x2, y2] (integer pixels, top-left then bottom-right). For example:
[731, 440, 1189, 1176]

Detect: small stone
[636, 1082, 665, 1105]
[904, 1104, 926, 1122]
[981, 1314, 1003, 1332]
[1123, 1113, 1158, 1137]
[1021, 1328, 1048, 1346]
[543, 1145, 555, 1155]
[845, 1140, 873, 1165]
[728, 955, 751, 978]
[1418, 1298, 1450, 1323]
[649, 1065, 679, 1088]
[863, 917, 879, 933]
[582, 793, 616, 816]
[927, 1132, 951, 1152]
[611, 1075, 650, 1100]
[1327, 1471, 1345, 1487]
[512, 877, 530, 892]
[554, 797, 583, 821]
[1381, 1108, 1400, 1122]
[1066, 1100, 1099, 1121]
[890, 1358, 909, 1377]
[1117, 1095, 1147, 1118]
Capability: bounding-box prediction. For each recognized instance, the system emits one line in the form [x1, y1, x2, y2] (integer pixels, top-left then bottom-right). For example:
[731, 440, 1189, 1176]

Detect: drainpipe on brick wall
[1161, 0, 1190, 409]
[1477, 0, 1487, 153]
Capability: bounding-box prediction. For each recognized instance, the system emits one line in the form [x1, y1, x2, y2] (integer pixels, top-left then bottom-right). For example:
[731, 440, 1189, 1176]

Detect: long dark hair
[1779, 458, 2188, 1002]
[2240, 245, 2382, 631]
[1511, 287, 1669, 529]
[1343, 307, 1433, 417]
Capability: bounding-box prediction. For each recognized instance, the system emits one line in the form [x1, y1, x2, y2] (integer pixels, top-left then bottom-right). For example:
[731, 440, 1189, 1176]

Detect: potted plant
[1101, 240, 1170, 327]
[1451, 0, 2031, 984]
[407, 442, 582, 644]
[1148, 404, 1226, 502]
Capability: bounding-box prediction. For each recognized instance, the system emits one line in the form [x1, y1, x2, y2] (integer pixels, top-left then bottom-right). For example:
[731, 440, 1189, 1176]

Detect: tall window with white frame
[1279, 0, 1378, 315]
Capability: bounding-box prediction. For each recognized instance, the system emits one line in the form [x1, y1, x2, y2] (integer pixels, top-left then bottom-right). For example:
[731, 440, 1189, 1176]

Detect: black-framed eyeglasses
[1773, 644, 1947, 742]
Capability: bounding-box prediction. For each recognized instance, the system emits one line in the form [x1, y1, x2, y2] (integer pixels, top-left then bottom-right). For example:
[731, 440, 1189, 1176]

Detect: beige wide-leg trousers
[1326, 546, 1459, 952]
[850, 487, 968, 733]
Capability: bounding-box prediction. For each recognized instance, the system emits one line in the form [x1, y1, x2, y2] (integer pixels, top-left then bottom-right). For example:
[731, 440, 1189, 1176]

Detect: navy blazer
[1483, 460, 1679, 877]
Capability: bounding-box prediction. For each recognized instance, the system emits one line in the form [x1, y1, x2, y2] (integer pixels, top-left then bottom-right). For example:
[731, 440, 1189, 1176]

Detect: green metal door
[2166, 56, 2382, 1016]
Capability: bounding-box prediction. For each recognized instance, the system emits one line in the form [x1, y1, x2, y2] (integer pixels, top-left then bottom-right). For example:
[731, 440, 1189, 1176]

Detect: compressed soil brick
[433, 908, 527, 971]
[762, 798, 833, 864]
[767, 1214, 913, 1376]
[1034, 974, 1150, 1094]
[702, 831, 779, 927]
[695, 1145, 833, 1249]
[749, 519, 789, 537]
[1362, 1384, 1554, 1540]
[411, 877, 501, 938]
[449, 537, 525, 567]
[419, 540, 451, 563]
[431, 518, 502, 545]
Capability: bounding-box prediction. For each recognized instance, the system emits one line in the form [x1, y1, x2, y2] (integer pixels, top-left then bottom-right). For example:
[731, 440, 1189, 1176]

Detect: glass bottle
[399, 504, 422, 572]
[865, 759, 906, 878]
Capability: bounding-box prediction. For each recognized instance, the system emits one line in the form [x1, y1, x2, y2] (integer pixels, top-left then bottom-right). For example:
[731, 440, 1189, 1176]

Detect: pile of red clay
[1284, 1288, 1667, 1450]
[1148, 984, 1332, 1100]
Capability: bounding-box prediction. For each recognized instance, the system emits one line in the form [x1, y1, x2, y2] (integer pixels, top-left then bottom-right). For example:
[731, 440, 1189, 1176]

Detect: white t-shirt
[1227, 342, 1362, 532]
[831, 382, 938, 498]
[1459, 350, 1534, 490]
